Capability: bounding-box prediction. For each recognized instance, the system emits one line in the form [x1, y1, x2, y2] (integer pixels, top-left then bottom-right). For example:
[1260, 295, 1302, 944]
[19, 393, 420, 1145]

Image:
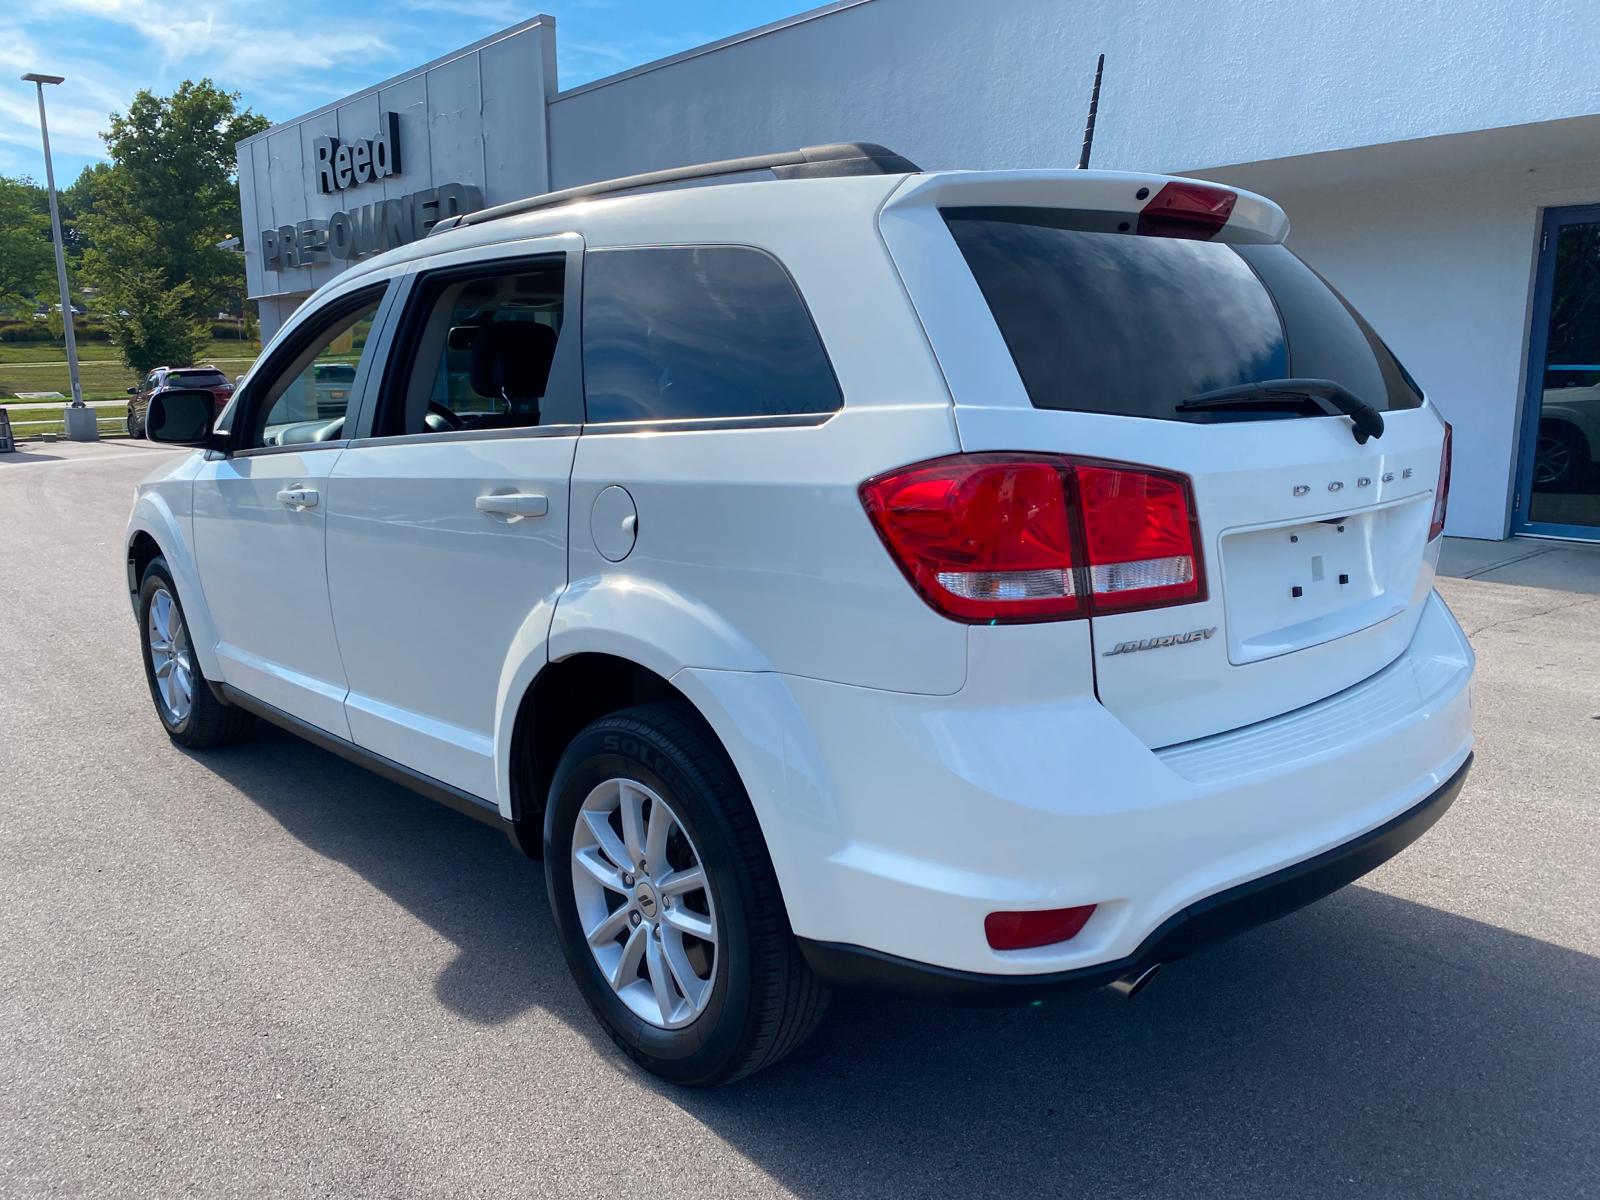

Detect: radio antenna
[1077, 53, 1105, 169]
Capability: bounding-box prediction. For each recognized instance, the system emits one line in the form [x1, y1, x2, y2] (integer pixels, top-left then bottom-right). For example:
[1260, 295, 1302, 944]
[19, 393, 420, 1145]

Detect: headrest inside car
[469, 322, 558, 401]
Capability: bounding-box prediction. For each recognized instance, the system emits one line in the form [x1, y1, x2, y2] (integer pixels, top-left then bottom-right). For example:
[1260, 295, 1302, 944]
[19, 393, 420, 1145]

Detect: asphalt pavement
[2, 441, 1597, 1197]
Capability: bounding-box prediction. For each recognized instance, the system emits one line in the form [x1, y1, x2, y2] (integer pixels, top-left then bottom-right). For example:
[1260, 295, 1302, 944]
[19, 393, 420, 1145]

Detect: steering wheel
[424, 401, 465, 432]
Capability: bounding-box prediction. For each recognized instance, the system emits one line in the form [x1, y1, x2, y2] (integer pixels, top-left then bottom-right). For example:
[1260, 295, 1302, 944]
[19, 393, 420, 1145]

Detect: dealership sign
[261, 183, 483, 269]
[259, 111, 485, 270]
[314, 111, 402, 194]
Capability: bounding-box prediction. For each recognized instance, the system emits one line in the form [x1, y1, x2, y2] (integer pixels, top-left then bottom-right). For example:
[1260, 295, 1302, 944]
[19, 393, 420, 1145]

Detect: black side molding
[215, 683, 517, 839]
[799, 754, 1473, 1005]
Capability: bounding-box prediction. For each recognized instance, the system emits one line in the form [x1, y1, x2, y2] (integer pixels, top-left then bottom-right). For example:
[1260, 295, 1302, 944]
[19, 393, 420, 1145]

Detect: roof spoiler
[431, 142, 920, 234]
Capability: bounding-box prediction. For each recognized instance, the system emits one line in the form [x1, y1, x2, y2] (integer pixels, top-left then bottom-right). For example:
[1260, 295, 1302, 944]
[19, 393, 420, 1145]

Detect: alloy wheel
[570, 777, 719, 1029]
[146, 586, 194, 725]
[1534, 434, 1571, 486]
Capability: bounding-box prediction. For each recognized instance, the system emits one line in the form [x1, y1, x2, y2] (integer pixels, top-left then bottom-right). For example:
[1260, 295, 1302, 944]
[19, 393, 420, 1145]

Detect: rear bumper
[797, 753, 1471, 1003]
[677, 589, 1474, 979]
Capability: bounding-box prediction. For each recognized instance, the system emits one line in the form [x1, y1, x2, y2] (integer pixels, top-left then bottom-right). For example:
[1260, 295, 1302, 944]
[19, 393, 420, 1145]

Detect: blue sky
[1, 0, 820, 184]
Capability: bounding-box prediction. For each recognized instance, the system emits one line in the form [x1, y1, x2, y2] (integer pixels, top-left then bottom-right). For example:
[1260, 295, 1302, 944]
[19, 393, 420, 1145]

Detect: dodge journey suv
[126, 143, 1474, 1085]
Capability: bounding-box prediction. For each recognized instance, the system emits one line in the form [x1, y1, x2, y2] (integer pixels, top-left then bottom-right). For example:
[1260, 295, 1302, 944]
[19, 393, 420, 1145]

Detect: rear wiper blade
[1176, 378, 1385, 444]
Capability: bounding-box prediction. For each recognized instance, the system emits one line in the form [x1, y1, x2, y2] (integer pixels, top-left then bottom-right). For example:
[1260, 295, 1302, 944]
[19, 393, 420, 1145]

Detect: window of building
[581, 245, 841, 424]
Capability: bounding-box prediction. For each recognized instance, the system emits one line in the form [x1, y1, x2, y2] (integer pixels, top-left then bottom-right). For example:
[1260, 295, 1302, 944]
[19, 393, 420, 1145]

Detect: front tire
[137, 558, 255, 748]
[545, 703, 828, 1086]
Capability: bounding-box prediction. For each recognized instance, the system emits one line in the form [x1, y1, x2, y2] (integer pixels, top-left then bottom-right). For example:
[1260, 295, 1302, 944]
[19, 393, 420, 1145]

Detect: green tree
[103, 271, 208, 376]
[83, 80, 268, 368]
[0, 176, 53, 309]
[59, 163, 112, 261]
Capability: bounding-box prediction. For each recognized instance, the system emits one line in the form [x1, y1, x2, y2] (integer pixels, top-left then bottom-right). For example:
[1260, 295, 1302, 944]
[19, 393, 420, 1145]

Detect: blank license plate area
[1219, 499, 1426, 665]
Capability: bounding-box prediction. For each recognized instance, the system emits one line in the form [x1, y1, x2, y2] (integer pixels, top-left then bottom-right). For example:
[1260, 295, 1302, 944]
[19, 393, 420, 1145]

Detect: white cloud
[38, 0, 396, 88]
[0, 19, 124, 172]
[394, 0, 530, 22]
[2, 0, 399, 176]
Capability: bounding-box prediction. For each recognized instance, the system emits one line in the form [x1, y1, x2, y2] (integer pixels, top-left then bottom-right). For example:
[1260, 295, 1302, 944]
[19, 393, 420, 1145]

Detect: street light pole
[23, 71, 95, 440]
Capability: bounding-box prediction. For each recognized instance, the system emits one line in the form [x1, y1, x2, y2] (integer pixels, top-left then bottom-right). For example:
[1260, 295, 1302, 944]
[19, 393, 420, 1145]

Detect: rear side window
[581, 246, 841, 423]
[377, 258, 575, 436]
[943, 209, 1421, 420]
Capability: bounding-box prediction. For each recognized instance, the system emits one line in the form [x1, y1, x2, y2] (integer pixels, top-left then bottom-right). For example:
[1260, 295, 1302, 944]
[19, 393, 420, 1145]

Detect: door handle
[276, 486, 319, 509]
[476, 492, 548, 519]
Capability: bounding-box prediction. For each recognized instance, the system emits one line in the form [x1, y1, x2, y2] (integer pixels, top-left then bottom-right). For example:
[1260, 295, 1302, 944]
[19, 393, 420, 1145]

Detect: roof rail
[430, 142, 920, 235]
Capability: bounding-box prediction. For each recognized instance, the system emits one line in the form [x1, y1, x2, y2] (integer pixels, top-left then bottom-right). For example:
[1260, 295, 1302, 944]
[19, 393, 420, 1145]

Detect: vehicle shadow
[204, 727, 1600, 1198]
[0, 446, 65, 464]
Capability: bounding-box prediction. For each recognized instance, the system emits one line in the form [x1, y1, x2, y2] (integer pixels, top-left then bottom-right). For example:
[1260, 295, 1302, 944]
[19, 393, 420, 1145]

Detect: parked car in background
[124, 144, 1473, 1086]
[126, 367, 234, 437]
[1534, 379, 1600, 491]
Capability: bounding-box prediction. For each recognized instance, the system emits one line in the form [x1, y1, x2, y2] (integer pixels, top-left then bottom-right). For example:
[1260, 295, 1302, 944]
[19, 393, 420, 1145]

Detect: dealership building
[236, 0, 1600, 542]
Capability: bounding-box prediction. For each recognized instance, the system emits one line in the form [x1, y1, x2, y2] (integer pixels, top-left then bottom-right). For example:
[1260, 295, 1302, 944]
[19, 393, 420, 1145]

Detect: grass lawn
[0, 342, 260, 401]
[0, 336, 261, 365]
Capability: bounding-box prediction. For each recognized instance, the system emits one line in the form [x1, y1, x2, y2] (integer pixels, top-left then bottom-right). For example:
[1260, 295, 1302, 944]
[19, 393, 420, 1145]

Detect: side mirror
[146, 388, 217, 446]
[126, 386, 139, 395]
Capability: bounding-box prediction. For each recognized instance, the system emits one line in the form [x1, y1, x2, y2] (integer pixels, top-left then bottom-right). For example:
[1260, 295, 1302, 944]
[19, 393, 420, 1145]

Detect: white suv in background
[126, 144, 1474, 1086]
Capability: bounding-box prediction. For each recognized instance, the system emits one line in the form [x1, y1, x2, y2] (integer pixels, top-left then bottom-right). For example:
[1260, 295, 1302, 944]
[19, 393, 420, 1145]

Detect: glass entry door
[1516, 204, 1600, 537]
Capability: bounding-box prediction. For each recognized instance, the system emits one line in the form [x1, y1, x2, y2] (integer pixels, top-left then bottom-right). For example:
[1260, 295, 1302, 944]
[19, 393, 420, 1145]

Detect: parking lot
[2, 441, 1597, 1197]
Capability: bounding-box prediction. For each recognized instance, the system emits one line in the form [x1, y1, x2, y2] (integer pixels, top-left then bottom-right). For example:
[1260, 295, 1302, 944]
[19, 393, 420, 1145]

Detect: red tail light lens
[985, 905, 1097, 950]
[1136, 181, 1237, 240]
[858, 455, 1081, 621]
[1076, 465, 1202, 612]
[860, 454, 1204, 623]
[1428, 421, 1453, 541]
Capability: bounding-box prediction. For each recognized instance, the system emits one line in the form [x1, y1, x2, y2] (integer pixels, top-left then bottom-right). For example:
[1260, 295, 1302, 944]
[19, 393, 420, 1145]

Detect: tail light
[1428, 422, 1452, 541]
[1137, 181, 1237, 240]
[860, 453, 1204, 624]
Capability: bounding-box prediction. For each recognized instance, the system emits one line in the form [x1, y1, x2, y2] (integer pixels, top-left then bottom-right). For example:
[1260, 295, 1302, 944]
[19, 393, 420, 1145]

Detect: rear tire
[544, 703, 828, 1086]
[137, 558, 255, 749]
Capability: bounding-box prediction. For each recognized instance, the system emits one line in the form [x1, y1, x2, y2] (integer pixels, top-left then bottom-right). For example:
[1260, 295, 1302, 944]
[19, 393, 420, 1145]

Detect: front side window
[581, 245, 841, 424]
[379, 258, 571, 436]
[244, 291, 382, 449]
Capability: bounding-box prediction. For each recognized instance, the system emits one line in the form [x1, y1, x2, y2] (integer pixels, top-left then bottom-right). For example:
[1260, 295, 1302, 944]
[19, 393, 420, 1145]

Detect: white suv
[126, 143, 1474, 1085]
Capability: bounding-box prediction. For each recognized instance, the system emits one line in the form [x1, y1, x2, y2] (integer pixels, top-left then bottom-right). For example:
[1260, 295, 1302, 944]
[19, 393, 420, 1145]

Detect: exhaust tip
[1106, 961, 1163, 999]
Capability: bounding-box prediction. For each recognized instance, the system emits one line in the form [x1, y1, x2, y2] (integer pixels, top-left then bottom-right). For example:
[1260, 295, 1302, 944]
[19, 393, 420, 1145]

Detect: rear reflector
[1429, 421, 1453, 541]
[860, 454, 1203, 624]
[1137, 181, 1237, 240]
[985, 906, 1097, 951]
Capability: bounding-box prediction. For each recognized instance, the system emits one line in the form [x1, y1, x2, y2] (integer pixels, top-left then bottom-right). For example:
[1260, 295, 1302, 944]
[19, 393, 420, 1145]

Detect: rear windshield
[943, 208, 1422, 420]
[169, 369, 227, 388]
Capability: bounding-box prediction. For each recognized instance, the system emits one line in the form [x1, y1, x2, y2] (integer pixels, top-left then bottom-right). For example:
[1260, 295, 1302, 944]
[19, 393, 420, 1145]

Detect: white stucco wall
[547, 0, 1600, 187]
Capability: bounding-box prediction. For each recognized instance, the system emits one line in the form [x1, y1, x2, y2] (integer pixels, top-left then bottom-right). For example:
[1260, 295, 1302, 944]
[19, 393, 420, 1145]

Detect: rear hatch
[879, 172, 1450, 747]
